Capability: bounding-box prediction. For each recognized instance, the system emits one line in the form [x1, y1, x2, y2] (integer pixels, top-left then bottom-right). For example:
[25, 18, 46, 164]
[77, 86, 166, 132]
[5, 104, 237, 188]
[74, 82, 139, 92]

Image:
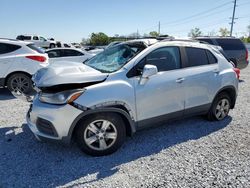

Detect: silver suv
[27, 39, 238, 156]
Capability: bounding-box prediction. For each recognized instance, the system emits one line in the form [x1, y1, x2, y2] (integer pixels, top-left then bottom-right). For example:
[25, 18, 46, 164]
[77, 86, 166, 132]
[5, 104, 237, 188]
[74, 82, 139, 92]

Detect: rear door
[61, 49, 86, 63]
[0, 43, 21, 78]
[46, 49, 63, 64]
[182, 47, 219, 114]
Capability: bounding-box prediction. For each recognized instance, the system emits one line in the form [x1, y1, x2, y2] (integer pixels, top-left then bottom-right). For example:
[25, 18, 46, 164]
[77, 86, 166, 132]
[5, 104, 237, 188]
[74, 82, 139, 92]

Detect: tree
[188, 28, 202, 38]
[149, 31, 159, 37]
[219, 28, 230, 37]
[89, 32, 110, 46]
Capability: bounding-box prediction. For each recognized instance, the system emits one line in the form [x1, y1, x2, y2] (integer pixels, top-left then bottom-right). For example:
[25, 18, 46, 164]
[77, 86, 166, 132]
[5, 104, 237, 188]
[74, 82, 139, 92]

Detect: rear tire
[207, 92, 231, 121]
[75, 113, 126, 156]
[7, 73, 34, 95]
[50, 44, 56, 48]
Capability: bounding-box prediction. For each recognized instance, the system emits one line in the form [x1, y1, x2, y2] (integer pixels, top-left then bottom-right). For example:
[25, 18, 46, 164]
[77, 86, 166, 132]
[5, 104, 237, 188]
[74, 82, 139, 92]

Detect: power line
[140, 1, 232, 34]
[159, 1, 232, 26]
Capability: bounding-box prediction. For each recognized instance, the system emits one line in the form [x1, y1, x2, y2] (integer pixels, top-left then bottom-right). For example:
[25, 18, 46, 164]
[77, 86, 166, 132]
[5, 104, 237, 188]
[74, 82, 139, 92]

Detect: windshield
[85, 43, 146, 73]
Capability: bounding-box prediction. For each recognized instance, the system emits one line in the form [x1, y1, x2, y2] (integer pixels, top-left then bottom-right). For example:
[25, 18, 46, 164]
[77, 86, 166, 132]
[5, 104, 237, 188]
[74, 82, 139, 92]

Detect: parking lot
[0, 65, 249, 187]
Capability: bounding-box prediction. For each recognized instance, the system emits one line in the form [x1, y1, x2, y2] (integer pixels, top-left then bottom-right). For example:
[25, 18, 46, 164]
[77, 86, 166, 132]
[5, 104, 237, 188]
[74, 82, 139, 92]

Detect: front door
[131, 46, 185, 126]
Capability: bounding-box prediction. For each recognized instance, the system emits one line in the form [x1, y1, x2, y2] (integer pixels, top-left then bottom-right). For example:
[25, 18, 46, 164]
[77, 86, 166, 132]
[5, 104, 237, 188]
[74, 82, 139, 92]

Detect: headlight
[39, 89, 84, 104]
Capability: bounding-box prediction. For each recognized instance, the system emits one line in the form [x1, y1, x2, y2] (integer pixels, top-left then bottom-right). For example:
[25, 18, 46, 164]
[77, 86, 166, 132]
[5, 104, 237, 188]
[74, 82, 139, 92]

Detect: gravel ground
[0, 67, 250, 188]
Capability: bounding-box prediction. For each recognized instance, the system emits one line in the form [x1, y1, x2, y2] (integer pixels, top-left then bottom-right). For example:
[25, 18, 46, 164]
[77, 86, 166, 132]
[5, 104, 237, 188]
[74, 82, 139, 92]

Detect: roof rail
[160, 38, 211, 44]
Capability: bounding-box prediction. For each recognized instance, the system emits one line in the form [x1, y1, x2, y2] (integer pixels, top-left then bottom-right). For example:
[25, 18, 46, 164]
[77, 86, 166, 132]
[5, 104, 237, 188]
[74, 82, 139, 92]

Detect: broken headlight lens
[39, 89, 84, 105]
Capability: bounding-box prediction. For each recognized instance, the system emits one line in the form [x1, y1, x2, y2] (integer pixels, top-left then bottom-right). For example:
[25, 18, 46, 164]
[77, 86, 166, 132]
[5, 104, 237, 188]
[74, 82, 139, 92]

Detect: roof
[0, 38, 32, 45]
[46, 47, 82, 51]
[196, 36, 236, 39]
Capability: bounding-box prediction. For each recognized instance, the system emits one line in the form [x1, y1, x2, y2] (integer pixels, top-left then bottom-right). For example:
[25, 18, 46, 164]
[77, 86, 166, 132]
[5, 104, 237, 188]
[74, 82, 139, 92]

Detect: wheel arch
[67, 107, 136, 143]
[4, 71, 32, 86]
[213, 86, 237, 109]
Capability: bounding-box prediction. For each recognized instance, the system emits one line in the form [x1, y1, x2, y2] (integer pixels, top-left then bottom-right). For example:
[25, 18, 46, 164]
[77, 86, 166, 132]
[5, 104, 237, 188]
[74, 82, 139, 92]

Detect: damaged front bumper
[26, 95, 83, 144]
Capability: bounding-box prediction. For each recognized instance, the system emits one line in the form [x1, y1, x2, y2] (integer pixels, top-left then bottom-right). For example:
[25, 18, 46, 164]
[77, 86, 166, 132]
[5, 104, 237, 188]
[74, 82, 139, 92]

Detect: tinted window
[216, 39, 245, 50]
[198, 38, 214, 45]
[27, 44, 45, 54]
[16, 35, 31, 40]
[145, 47, 181, 72]
[33, 36, 39, 40]
[47, 50, 61, 58]
[186, 47, 209, 67]
[206, 50, 217, 64]
[63, 49, 83, 57]
[0, 43, 21, 54]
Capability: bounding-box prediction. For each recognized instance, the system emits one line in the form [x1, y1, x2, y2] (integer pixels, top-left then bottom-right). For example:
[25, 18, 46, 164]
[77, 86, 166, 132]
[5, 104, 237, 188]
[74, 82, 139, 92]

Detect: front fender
[65, 107, 136, 143]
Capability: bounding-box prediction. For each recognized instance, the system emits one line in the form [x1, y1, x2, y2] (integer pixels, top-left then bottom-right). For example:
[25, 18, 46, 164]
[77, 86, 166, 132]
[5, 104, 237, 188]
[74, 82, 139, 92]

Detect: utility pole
[136, 29, 139, 39]
[230, 0, 237, 37]
[158, 21, 161, 36]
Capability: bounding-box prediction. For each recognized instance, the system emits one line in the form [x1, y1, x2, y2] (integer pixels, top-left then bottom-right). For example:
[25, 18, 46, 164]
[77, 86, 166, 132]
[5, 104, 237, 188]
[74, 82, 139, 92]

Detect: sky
[0, 0, 250, 43]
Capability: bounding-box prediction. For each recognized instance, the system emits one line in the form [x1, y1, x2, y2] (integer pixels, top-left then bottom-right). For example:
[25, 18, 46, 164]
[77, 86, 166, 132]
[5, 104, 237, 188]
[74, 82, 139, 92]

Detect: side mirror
[142, 64, 158, 78]
[139, 64, 158, 85]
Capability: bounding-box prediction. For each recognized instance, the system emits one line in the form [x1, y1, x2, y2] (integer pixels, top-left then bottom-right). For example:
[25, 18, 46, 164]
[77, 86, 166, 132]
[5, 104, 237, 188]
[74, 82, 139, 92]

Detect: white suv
[16, 35, 57, 49]
[27, 39, 238, 156]
[0, 39, 49, 94]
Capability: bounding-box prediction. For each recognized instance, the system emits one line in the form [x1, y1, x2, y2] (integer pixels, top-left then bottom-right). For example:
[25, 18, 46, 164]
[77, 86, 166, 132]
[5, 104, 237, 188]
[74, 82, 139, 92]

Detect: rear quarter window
[27, 44, 45, 54]
[206, 50, 217, 64]
[0, 43, 21, 54]
[216, 39, 245, 50]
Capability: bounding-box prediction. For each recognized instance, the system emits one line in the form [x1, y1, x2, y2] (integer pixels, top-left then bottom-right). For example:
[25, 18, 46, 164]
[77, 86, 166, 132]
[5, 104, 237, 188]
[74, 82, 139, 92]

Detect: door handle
[176, 78, 185, 83]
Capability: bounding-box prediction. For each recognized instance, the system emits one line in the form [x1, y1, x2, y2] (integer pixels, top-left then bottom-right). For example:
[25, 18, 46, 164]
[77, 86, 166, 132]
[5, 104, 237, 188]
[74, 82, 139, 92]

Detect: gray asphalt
[0, 67, 250, 188]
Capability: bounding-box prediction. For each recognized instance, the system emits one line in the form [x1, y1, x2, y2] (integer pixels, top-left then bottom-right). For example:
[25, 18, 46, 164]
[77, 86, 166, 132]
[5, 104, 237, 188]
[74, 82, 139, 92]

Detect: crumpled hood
[33, 61, 108, 88]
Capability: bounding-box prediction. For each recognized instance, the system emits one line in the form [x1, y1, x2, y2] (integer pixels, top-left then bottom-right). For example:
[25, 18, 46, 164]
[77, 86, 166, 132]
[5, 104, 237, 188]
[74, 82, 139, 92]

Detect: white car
[46, 48, 93, 64]
[16, 35, 57, 49]
[0, 38, 49, 94]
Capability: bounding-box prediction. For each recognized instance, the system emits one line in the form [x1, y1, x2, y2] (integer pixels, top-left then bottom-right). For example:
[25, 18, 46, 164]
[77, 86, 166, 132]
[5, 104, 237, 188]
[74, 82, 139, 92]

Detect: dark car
[196, 37, 248, 69]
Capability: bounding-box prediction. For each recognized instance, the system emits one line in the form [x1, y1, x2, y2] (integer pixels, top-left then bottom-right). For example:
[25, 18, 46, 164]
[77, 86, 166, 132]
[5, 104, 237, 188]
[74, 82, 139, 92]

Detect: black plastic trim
[136, 103, 212, 130]
[66, 107, 136, 142]
[0, 78, 5, 87]
[36, 117, 58, 137]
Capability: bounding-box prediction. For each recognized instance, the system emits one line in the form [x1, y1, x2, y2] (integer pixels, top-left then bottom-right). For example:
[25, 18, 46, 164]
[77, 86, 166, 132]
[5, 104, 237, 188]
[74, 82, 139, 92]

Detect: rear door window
[47, 50, 62, 58]
[63, 49, 83, 57]
[33, 36, 39, 40]
[0, 43, 21, 54]
[185, 47, 209, 67]
[216, 39, 245, 50]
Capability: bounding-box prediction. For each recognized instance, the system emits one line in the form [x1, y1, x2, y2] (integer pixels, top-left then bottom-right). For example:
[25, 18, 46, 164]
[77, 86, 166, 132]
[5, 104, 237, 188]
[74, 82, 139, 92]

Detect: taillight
[233, 68, 240, 79]
[246, 49, 248, 61]
[26, 55, 46, 63]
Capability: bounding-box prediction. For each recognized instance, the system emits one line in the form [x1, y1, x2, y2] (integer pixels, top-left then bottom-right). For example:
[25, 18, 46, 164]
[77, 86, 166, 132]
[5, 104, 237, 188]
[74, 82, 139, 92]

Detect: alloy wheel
[84, 120, 118, 151]
[10, 76, 30, 93]
[215, 98, 230, 120]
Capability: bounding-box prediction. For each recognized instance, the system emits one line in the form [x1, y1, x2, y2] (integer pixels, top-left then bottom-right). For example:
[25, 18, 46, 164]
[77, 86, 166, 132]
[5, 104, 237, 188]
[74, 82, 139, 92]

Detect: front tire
[75, 113, 126, 156]
[207, 92, 231, 121]
[7, 73, 34, 95]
